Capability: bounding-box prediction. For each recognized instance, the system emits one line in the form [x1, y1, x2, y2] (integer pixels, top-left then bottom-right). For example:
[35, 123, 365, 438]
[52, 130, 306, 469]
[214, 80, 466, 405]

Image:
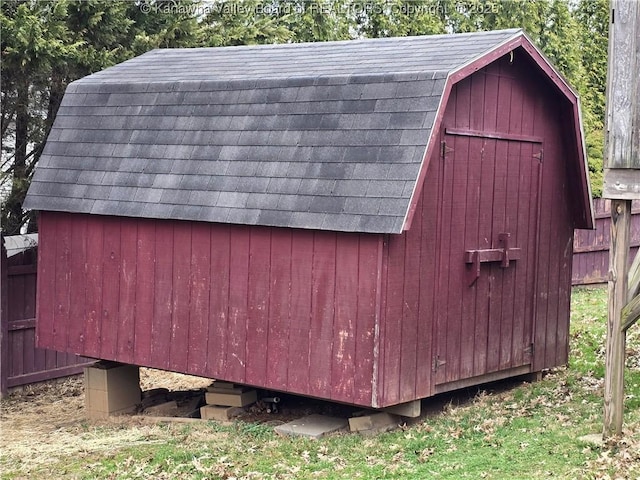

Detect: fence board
[1, 235, 93, 397]
[572, 198, 640, 285]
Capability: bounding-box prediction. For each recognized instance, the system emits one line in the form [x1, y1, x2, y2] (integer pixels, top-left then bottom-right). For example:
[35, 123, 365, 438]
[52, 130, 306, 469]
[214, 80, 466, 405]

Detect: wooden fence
[0, 200, 634, 396]
[572, 198, 640, 285]
[1, 235, 93, 397]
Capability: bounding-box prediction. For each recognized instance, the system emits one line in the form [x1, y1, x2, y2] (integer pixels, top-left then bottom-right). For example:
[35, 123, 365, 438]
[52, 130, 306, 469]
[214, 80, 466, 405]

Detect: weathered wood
[604, 169, 640, 198]
[603, 0, 640, 169]
[621, 292, 640, 332]
[627, 247, 640, 300]
[604, 199, 631, 437]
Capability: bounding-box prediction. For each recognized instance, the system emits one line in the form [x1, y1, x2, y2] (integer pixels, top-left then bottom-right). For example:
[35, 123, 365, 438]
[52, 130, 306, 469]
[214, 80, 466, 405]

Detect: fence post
[1, 235, 9, 398]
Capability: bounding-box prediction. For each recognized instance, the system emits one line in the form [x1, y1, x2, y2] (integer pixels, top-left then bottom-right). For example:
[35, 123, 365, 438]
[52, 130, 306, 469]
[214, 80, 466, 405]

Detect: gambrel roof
[24, 28, 593, 233]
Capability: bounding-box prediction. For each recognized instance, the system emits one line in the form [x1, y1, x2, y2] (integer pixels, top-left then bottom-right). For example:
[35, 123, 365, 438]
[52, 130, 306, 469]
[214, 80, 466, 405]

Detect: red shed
[24, 29, 593, 413]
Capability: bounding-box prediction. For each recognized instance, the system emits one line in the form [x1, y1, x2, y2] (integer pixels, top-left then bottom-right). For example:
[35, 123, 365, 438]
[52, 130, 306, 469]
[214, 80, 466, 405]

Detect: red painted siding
[35, 53, 582, 409]
[36, 213, 382, 407]
[377, 55, 577, 403]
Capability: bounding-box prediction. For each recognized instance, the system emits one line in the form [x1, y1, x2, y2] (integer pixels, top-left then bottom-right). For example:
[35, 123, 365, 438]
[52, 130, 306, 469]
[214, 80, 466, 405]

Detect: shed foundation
[84, 362, 141, 420]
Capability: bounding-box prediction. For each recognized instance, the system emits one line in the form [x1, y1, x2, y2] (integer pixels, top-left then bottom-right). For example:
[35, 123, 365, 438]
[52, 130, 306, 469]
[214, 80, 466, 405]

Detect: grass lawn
[2, 286, 640, 479]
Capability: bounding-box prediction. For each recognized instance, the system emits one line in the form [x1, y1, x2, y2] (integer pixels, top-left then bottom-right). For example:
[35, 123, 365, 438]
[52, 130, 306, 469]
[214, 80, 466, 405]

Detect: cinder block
[205, 389, 257, 407]
[200, 405, 244, 422]
[84, 363, 141, 419]
[349, 412, 398, 433]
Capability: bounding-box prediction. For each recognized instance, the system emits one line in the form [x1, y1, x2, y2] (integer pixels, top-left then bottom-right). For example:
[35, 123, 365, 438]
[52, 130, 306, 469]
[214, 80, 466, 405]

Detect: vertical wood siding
[378, 55, 578, 403]
[36, 213, 382, 407]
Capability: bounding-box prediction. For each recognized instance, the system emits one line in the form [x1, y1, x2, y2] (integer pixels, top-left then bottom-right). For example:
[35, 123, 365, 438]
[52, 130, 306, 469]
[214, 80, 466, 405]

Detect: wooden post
[604, 200, 631, 437]
[1, 235, 9, 398]
[602, 0, 640, 438]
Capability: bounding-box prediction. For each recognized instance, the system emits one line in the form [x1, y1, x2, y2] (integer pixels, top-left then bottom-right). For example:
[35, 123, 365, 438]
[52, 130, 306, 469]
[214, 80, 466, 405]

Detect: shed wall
[36, 212, 382, 407]
[378, 55, 577, 405]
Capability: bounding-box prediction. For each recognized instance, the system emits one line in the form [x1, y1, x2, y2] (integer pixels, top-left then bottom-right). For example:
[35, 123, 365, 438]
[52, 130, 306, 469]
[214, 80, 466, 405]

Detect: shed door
[434, 132, 542, 387]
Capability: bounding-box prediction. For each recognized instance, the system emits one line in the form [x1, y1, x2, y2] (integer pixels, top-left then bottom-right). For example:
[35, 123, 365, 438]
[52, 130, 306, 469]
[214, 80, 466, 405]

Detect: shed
[24, 29, 593, 411]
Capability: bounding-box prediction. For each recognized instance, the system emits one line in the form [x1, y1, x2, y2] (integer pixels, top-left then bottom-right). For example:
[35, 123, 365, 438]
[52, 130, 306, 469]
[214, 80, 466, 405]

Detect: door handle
[465, 233, 521, 286]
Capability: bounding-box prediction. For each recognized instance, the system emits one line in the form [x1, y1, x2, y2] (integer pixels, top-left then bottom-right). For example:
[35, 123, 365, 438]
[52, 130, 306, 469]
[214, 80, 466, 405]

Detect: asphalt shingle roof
[25, 29, 522, 233]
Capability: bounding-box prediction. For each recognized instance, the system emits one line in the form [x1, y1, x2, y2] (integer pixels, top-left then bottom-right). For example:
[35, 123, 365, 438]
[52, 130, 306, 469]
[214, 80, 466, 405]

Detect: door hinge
[533, 149, 543, 163]
[433, 355, 447, 372]
[441, 141, 454, 158]
[524, 343, 535, 356]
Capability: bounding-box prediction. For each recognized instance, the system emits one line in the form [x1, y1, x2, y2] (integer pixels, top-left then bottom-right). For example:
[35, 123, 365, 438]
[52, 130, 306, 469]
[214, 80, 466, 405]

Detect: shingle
[134, 188, 163, 203]
[160, 188, 190, 204]
[171, 204, 203, 219]
[109, 186, 138, 201]
[246, 193, 279, 210]
[367, 180, 407, 198]
[25, 29, 525, 234]
[257, 209, 293, 227]
[189, 190, 220, 206]
[277, 194, 311, 212]
[298, 178, 335, 196]
[344, 197, 381, 215]
[180, 174, 210, 190]
[308, 196, 345, 214]
[333, 179, 370, 196]
[217, 191, 249, 208]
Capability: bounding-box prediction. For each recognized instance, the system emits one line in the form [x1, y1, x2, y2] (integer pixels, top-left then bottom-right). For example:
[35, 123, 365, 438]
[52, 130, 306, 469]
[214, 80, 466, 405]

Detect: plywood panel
[382, 233, 404, 404]
[331, 235, 359, 403]
[207, 224, 231, 378]
[187, 222, 211, 376]
[267, 229, 291, 391]
[53, 214, 72, 352]
[117, 220, 137, 364]
[170, 223, 192, 373]
[100, 217, 121, 360]
[353, 235, 379, 405]
[151, 223, 173, 370]
[309, 231, 336, 399]
[84, 216, 104, 358]
[67, 216, 87, 354]
[246, 230, 270, 385]
[287, 230, 313, 395]
[134, 219, 156, 366]
[226, 226, 250, 383]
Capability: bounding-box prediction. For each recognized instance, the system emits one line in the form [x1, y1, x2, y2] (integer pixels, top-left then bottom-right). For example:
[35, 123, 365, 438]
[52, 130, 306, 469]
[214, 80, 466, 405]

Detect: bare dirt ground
[0, 369, 212, 478]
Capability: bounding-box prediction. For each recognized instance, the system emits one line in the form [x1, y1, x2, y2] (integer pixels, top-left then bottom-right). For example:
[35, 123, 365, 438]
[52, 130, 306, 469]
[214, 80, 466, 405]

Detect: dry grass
[0, 368, 211, 478]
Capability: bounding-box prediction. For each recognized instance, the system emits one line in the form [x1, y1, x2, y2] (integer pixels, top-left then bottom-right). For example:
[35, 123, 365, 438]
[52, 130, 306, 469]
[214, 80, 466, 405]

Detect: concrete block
[200, 405, 244, 422]
[274, 414, 348, 439]
[205, 389, 257, 407]
[84, 363, 141, 420]
[383, 400, 421, 418]
[349, 412, 399, 433]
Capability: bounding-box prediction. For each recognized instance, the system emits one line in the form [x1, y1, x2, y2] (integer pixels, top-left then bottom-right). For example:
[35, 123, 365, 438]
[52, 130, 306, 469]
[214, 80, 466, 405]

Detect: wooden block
[349, 412, 398, 433]
[207, 385, 249, 395]
[200, 405, 244, 422]
[205, 389, 257, 407]
[208, 381, 236, 390]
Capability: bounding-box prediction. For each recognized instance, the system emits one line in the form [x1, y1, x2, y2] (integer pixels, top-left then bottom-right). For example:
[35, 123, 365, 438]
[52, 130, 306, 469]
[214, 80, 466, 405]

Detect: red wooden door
[434, 132, 542, 387]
